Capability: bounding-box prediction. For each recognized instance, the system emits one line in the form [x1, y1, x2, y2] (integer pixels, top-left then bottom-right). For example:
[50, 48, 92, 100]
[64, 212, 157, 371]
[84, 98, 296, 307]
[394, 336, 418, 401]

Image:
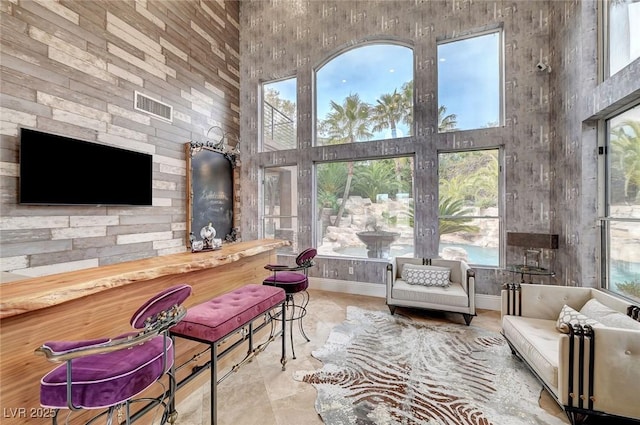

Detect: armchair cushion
[401, 264, 450, 287]
[392, 280, 469, 307]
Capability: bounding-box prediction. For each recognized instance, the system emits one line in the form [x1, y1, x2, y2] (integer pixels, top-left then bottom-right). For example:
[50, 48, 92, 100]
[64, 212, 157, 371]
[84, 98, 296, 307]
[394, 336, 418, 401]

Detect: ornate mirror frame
[186, 138, 238, 250]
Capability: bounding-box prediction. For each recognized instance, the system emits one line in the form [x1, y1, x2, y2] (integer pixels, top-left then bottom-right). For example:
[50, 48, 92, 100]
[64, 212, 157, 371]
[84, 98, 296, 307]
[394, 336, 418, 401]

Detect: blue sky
[437, 32, 500, 130]
[266, 36, 500, 136]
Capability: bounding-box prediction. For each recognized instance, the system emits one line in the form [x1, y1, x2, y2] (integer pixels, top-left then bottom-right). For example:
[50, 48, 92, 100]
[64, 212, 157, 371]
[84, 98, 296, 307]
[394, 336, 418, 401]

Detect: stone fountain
[356, 230, 400, 259]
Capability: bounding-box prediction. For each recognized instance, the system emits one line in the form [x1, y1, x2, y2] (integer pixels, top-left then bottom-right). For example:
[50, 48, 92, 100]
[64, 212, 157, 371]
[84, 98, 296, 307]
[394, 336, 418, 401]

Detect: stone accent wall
[0, 0, 239, 277]
[239, 0, 557, 293]
[238, 0, 638, 294]
[549, 0, 640, 288]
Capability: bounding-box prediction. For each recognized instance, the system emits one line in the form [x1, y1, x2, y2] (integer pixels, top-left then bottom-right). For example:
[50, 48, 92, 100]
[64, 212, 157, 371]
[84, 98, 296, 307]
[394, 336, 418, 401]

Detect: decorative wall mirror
[186, 127, 239, 251]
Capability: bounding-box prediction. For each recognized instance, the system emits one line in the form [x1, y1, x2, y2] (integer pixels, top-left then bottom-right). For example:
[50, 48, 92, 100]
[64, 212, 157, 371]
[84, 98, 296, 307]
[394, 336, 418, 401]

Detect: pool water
[610, 261, 640, 285]
[334, 243, 638, 287]
[439, 243, 499, 266]
[334, 243, 499, 265]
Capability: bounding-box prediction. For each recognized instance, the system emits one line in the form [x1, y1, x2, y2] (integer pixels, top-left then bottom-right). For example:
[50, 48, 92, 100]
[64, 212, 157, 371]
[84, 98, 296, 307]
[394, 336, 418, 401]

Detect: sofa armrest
[465, 266, 476, 314]
[557, 326, 640, 420]
[460, 262, 475, 294]
[386, 262, 394, 299]
[501, 283, 593, 320]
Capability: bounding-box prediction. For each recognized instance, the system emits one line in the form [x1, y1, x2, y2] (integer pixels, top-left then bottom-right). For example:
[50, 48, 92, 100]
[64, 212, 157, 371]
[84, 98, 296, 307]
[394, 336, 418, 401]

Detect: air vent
[134, 91, 173, 122]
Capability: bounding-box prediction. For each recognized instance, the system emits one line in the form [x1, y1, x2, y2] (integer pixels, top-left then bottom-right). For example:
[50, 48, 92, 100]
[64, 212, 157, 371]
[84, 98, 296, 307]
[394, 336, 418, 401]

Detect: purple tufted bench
[169, 284, 286, 425]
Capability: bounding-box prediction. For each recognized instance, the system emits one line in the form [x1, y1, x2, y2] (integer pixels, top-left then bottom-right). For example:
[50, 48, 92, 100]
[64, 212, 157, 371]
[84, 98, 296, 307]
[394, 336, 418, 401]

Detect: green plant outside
[351, 160, 403, 201]
[610, 119, 640, 204]
[616, 281, 640, 300]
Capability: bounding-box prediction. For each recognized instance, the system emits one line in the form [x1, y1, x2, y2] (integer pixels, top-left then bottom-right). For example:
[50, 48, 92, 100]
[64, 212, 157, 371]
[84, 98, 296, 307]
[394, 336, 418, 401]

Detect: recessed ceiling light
[440, 58, 446, 62]
[389, 68, 395, 73]
[342, 79, 347, 83]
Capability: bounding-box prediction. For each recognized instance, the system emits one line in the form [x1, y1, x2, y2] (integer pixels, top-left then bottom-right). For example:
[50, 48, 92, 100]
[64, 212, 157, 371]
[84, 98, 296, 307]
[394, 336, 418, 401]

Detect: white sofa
[501, 283, 640, 424]
[386, 257, 476, 325]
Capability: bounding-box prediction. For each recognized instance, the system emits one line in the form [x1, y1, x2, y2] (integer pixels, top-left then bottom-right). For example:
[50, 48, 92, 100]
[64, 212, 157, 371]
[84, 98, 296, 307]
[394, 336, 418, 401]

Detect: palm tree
[318, 93, 373, 226]
[318, 93, 372, 145]
[438, 105, 458, 132]
[610, 120, 640, 203]
[465, 152, 499, 208]
[439, 174, 469, 203]
[371, 85, 414, 182]
[371, 90, 404, 138]
[438, 197, 480, 236]
[400, 81, 413, 135]
[317, 162, 348, 212]
[351, 160, 401, 202]
[439, 150, 499, 209]
[406, 196, 479, 239]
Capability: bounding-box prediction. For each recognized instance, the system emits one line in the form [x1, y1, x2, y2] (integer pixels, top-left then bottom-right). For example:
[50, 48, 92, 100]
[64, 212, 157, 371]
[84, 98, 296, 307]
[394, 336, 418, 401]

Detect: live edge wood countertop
[0, 238, 290, 319]
[0, 238, 290, 425]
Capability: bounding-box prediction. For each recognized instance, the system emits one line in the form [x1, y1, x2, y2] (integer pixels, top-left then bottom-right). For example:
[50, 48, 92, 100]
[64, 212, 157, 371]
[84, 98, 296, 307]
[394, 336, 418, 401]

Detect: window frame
[436, 27, 505, 133]
[313, 41, 415, 147]
[603, 0, 640, 78]
[313, 155, 416, 260]
[437, 147, 504, 267]
[260, 164, 299, 253]
[599, 101, 640, 302]
[261, 76, 298, 152]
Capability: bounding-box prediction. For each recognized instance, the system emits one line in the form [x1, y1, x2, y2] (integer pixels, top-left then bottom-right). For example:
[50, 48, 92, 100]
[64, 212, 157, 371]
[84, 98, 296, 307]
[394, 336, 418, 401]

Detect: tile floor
[167, 288, 575, 425]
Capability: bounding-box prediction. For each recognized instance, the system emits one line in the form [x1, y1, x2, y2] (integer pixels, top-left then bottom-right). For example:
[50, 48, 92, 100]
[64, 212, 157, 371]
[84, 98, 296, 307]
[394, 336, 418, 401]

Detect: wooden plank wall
[0, 0, 240, 277]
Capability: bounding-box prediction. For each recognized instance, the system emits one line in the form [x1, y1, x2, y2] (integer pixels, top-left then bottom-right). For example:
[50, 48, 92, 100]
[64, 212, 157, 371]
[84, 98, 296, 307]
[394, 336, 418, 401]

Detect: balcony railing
[264, 101, 296, 150]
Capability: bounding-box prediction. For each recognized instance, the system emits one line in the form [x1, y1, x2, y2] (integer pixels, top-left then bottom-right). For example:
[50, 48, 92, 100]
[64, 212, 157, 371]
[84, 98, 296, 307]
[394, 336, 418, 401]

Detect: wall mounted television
[19, 128, 153, 206]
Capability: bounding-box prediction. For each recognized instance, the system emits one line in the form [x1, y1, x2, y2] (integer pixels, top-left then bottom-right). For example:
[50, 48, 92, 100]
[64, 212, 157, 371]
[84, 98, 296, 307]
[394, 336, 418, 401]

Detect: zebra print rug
[293, 307, 566, 425]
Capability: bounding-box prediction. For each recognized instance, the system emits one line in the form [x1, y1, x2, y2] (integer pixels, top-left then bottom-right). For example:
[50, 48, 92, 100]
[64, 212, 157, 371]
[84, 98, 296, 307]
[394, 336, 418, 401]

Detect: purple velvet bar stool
[263, 247, 316, 359]
[35, 284, 192, 425]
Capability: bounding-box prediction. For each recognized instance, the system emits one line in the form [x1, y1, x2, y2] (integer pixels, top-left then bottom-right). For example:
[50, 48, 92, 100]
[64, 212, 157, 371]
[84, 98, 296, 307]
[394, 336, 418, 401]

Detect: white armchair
[386, 257, 476, 325]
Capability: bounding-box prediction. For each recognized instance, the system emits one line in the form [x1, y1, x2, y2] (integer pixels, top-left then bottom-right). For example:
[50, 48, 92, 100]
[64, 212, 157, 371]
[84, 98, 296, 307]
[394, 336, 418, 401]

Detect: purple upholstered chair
[263, 247, 316, 358]
[35, 284, 192, 425]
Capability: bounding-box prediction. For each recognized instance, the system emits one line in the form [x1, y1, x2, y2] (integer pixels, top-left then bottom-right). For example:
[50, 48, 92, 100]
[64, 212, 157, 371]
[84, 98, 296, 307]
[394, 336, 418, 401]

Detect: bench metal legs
[169, 301, 286, 425]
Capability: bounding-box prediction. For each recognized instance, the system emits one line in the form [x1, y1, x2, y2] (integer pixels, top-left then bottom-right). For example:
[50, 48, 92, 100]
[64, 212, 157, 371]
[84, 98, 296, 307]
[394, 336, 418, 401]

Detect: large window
[263, 165, 298, 253]
[601, 104, 640, 302]
[262, 78, 297, 151]
[316, 157, 414, 259]
[437, 30, 502, 132]
[438, 149, 501, 266]
[606, 0, 640, 77]
[315, 44, 413, 146]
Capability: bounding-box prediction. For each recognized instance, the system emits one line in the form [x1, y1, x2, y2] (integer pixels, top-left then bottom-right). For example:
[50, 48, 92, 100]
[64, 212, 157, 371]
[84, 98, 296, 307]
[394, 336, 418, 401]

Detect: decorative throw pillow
[579, 298, 640, 330]
[401, 264, 450, 287]
[556, 304, 601, 333]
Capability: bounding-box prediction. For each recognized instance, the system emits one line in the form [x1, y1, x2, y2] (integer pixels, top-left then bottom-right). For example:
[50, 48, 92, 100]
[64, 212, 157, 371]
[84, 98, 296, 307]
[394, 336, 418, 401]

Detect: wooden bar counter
[0, 239, 289, 424]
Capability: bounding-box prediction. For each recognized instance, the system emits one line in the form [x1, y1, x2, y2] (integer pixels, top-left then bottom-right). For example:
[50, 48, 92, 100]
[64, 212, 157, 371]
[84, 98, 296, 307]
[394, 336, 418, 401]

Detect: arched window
[315, 43, 413, 146]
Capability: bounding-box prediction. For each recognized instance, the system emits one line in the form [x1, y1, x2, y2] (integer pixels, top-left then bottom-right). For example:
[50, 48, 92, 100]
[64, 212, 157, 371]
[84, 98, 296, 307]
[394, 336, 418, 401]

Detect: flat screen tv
[19, 128, 153, 206]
